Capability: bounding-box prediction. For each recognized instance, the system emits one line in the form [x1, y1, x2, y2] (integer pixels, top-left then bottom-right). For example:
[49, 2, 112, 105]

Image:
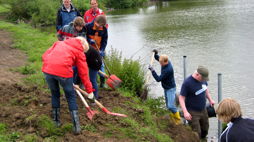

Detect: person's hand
[184, 111, 192, 120]
[209, 99, 215, 106]
[148, 64, 154, 72]
[87, 92, 95, 100]
[152, 49, 158, 54]
[99, 51, 105, 57]
[90, 39, 96, 45]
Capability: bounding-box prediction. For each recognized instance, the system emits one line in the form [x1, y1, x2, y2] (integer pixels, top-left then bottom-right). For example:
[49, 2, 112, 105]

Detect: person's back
[221, 117, 254, 142]
[42, 38, 84, 78]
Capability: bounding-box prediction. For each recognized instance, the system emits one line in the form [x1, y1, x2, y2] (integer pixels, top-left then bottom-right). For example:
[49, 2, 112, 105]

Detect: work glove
[148, 64, 154, 72]
[90, 39, 96, 45]
[152, 49, 158, 54]
[87, 92, 95, 100]
[99, 51, 105, 57]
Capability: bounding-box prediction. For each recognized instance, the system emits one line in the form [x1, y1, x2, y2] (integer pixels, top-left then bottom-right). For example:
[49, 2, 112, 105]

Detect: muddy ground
[0, 30, 199, 142]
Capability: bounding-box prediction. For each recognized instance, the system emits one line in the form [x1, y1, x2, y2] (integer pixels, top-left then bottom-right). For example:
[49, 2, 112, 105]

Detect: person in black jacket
[216, 98, 254, 142]
[85, 46, 102, 99]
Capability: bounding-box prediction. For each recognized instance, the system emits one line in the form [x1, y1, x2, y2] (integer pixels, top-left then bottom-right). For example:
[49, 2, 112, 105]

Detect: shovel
[75, 89, 98, 120]
[98, 70, 122, 90]
[74, 85, 127, 118]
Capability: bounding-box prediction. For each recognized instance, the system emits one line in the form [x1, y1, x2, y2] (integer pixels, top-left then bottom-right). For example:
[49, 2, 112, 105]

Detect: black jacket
[85, 46, 102, 71]
[220, 117, 254, 142]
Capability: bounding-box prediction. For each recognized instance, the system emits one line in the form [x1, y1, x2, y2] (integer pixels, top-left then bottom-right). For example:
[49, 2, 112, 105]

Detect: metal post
[183, 56, 187, 80]
[183, 56, 188, 125]
[218, 73, 222, 140]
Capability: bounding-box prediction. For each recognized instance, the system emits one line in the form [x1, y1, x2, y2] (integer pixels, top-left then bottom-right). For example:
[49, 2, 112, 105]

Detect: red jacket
[84, 8, 104, 23]
[42, 38, 93, 93]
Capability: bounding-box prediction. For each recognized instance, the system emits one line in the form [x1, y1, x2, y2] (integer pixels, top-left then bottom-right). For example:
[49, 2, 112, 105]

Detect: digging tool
[73, 85, 127, 117]
[145, 52, 155, 84]
[98, 70, 122, 90]
[75, 89, 98, 120]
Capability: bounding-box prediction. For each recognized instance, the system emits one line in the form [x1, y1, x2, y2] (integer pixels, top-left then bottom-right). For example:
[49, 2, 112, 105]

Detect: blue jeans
[98, 63, 105, 78]
[44, 73, 78, 111]
[89, 68, 99, 99]
[164, 87, 178, 113]
[72, 66, 80, 84]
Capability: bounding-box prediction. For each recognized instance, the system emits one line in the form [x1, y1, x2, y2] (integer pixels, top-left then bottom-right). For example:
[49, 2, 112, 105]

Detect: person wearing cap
[216, 98, 254, 142]
[179, 66, 215, 140]
[148, 49, 181, 125]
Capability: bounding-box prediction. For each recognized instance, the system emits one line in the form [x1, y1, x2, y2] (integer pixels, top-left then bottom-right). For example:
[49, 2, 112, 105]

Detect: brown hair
[216, 98, 242, 123]
[73, 17, 85, 27]
[95, 15, 107, 26]
[90, 0, 98, 4]
[159, 54, 169, 63]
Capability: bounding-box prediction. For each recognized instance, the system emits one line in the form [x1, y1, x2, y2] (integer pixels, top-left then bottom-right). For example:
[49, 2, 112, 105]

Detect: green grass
[0, 123, 20, 142]
[0, 4, 10, 13]
[0, 21, 56, 87]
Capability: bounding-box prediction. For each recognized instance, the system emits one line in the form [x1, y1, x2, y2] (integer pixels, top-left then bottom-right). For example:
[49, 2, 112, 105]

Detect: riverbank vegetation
[0, 0, 147, 26]
[0, 3, 200, 142]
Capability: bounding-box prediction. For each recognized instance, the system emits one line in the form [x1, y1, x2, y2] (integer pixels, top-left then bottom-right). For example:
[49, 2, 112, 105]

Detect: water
[107, 0, 254, 139]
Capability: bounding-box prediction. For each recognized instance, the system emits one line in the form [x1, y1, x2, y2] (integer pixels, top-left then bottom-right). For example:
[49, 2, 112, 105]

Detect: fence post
[183, 56, 187, 80]
[183, 56, 188, 124]
[218, 73, 222, 140]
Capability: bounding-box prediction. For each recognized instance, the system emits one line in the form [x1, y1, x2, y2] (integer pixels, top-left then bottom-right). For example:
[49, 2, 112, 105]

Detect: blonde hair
[159, 54, 169, 63]
[73, 17, 85, 27]
[76, 37, 89, 52]
[216, 98, 242, 123]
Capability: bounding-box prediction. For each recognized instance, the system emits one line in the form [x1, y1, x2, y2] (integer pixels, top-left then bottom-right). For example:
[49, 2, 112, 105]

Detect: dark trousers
[89, 68, 99, 99]
[44, 73, 78, 111]
[188, 109, 209, 139]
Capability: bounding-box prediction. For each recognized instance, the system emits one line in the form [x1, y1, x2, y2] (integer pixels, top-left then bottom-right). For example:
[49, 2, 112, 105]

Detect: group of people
[41, 0, 254, 141]
[148, 50, 254, 141]
[42, 0, 107, 134]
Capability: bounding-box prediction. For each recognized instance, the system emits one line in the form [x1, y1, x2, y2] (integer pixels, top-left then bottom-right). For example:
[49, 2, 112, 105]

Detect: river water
[107, 0, 254, 139]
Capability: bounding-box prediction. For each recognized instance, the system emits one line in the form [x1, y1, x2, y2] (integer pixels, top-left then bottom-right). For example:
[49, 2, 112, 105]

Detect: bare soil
[0, 30, 199, 142]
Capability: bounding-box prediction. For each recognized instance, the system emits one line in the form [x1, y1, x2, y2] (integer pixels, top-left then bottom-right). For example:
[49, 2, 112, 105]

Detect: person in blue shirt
[148, 49, 181, 125]
[179, 66, 215, 140]
[216, 98, 254, 142]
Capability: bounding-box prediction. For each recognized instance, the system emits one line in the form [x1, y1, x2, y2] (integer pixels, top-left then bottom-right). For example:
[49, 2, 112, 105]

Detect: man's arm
[206, 88, 215, 106]
[179, 95, 192, 120]
[151, 70, 168, 82]
[100, 28, 108, 53]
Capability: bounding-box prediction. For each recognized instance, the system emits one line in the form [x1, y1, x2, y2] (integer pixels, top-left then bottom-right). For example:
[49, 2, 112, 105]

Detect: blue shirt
[151, 54, 176, 90]
[180, 75, 207, 111]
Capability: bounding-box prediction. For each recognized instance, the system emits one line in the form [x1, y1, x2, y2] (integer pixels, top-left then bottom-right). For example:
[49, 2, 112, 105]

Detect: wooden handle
[145, 52, 155, 84]
[99, 70, 109, 78]
[73, 85, 105, 109]
[75, 89, 89, 108]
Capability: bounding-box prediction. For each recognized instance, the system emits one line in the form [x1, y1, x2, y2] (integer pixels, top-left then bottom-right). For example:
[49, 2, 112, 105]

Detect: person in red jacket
[84, 0, 104, 23]
[42, 37, 94, 134]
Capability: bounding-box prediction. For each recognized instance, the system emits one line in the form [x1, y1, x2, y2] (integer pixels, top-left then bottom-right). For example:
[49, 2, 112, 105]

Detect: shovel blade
[86, 107, 98, 120]
[101, 107, 127, 117]
[106, 75, 122, 89]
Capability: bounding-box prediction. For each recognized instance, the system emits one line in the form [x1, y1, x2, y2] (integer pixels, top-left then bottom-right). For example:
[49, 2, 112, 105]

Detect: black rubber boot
[52, 108, 61, 127]
[100, 77, 105, 88]
[70, 110, 81, 135]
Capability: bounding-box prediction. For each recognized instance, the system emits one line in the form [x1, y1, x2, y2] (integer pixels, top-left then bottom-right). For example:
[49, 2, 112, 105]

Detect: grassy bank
[0, 6, 199, 142]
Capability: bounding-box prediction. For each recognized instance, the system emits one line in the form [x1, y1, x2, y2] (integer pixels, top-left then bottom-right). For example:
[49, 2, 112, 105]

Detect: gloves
[87, 92, 95, 100]
[99, 51, 105, 57]
[148, 64, 154, 72]
[90, 39, 96, 45]
[152, 49, 158, 54]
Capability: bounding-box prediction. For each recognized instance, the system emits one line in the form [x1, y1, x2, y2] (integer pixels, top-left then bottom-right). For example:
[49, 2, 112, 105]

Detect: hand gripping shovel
[74, 85, 127, 118]
[98, 70, 122, 90]
[75, 89, 98, 120]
